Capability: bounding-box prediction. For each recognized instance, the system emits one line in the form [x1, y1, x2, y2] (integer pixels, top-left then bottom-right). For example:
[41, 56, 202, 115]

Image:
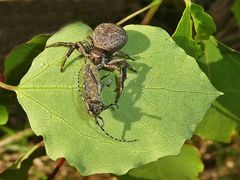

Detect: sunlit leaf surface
[16, 22, 220, 175]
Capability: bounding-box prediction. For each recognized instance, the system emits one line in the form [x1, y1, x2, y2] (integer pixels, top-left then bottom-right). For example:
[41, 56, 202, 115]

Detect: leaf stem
[47, 158, 65, 180]
[184, 0, 191, 5]
[116, 0, 162, 26]
[0, 81, 17, 91]
[141, 0, 162, 25]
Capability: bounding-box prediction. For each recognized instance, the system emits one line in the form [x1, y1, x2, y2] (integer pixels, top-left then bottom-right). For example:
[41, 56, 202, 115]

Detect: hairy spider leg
[45, 42, 76, 48]
[101, 58, 137, 103]
[87, 36, 93, 44]
[95, 117, 138, 143]
[114, 66, 126, 104]
[46, 41, 92, 72]
[113, 51, 135, 61]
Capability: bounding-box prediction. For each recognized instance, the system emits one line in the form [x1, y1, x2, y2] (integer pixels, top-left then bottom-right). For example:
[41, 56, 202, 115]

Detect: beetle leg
[100, 72, 111, 80]
[106, 79, 113, 87]
[103, 103, 119, 110]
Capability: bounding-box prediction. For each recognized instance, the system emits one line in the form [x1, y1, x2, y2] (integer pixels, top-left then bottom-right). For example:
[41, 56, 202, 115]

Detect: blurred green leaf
[0, 105, 8, 125]
[190, 3, 216, 41]
[150, 0, 162, 6]
[195, 103, 236, 142]
[172, 3, 201, 58]
[173, 2, 237, 142]
[195, 37, 240, 141]
[118, 144, 203, 180]
[232, 0, 240, 26]
[15, 22, 219, 175]
[172, 2, 216, 58]
[3, 34, 51, 85]
[0, 144, 45, 180]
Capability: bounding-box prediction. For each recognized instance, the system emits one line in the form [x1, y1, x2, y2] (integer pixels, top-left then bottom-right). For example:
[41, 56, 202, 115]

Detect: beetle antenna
[95, 117, 138, 143]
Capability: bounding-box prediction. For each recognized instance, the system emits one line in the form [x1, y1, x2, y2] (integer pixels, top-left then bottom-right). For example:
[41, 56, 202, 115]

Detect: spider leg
[46, 41, 92, 72]
[45, 42, 75, 48]
[113, 51, 134, 61]
[114, 65, 127, 103]
[102, 64, 120, 71]
[125, 62, 137, 72]
[77, 41, 91, 58]
[100, 59, 125, 103]
[107, 59, 137, 72]
[80, 41, 92, 53]
[104, 58, 137, 103]
[87, 36, 93, 44]
[60, 46, 76, 72]
[46, 42, 78, 72]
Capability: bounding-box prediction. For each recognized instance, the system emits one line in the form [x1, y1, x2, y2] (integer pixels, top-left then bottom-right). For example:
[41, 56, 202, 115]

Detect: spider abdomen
[92, 23, 128, 53]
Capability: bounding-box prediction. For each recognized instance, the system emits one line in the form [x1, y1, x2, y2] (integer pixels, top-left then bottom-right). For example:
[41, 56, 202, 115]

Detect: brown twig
[47, 158, 66, 180]
[116, 0, 162, 26]
[141, 1, 162, 25]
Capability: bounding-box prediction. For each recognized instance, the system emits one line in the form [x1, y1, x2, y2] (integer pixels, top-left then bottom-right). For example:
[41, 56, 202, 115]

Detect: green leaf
[190, 3, 216, 41]
[16, 22, 220, 175]
[172, 2, 216, 58]
[0, 144, 45, 180]
[0, 88, 17, 125]
[173, 3, 236, 142]
[195, 102, 237, 143]
[4, 34, 51, 85]
[194, 36, 240, 141]
[172, 3, 201, 59]
[0, 105, 8, 125]
[118, 144, 203, 180]
[232, 0, 240, 26]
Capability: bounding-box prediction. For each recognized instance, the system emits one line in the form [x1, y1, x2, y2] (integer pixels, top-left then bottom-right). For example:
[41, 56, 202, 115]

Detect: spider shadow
[109, 62, 162, 140]
[116, 30, 162, 139]
[102, 30, 162, 140]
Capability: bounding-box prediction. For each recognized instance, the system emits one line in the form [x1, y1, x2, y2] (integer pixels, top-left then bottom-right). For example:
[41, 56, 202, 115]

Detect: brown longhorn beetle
[78, 59, 137, 142]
